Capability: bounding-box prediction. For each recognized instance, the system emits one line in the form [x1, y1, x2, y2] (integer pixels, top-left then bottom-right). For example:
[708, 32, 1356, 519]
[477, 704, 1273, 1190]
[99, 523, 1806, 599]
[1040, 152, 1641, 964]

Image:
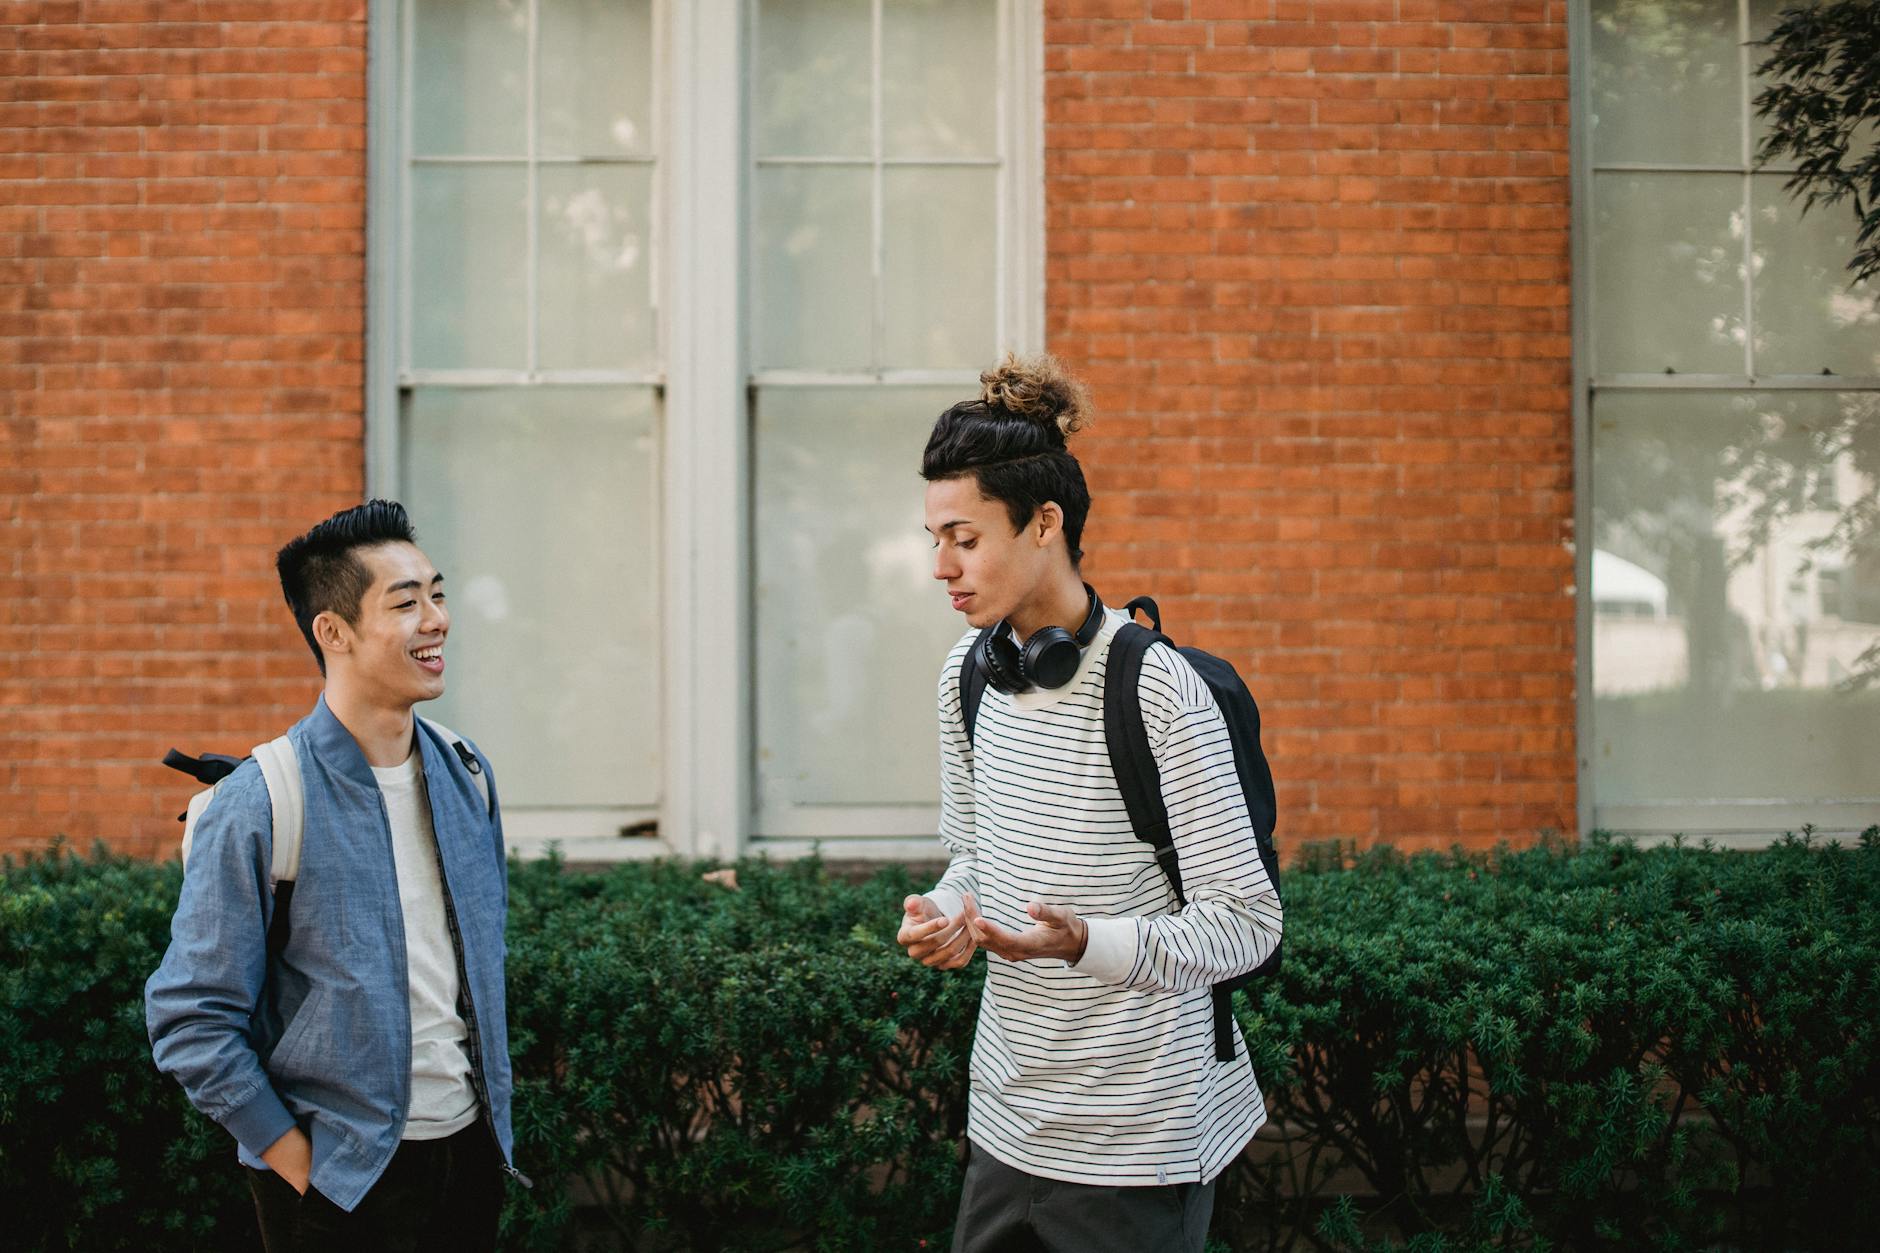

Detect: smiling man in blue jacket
[146, 500, 523, 1251]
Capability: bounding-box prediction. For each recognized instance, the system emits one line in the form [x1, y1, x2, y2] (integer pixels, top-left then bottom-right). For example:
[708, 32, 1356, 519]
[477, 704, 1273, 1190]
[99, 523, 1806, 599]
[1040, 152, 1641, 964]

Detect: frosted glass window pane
[539, 0, 653, 156]
[539, 165, 657, 371]
[1588, 0, 1740, 166]
[411, 166, 528, 370]
[1593, 172, 1744, 374]
[411, 0, 528, 156]
[753, 0, 871, 158]
[883, 0, 998, 158]
[1750, 175, 1880, 377]
[403, 386, 660, 808]
[883, 166, 998, 369]
[755, 386, 968, 810]
[1591, 390, 1880, 804]
[753, 166, 872, 370]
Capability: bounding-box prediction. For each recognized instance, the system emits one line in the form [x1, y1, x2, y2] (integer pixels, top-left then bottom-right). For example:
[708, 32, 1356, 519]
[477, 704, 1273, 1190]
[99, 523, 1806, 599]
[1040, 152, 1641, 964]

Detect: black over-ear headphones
[973, 584, 1107, 695]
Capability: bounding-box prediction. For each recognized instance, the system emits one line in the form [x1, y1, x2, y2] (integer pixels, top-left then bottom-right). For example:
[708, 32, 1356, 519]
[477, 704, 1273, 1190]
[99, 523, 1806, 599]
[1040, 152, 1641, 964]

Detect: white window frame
[1570, 0, 1880, 845]
[369, 0, 672, 861]
[368, 0, 1044, 860]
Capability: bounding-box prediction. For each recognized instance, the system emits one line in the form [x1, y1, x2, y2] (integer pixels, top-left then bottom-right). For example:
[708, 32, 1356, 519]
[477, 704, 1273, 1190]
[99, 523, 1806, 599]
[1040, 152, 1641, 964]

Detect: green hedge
[1231, 834, 1880, 1252]
[4, 833, 1877, 1251]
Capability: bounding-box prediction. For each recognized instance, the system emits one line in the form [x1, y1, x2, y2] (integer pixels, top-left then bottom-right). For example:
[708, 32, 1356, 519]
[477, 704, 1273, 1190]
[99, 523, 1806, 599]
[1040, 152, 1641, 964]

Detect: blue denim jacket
[145, 697, 517, 1212]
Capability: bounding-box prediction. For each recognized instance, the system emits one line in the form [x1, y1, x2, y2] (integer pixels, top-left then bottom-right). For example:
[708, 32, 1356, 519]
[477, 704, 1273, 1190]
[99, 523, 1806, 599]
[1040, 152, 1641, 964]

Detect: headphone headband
[1069, 583, 1105, 648]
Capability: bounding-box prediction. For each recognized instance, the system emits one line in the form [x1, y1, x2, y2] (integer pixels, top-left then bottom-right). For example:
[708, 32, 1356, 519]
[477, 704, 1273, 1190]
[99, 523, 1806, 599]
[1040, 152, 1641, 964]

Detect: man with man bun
[899, 354, 1283, 1251]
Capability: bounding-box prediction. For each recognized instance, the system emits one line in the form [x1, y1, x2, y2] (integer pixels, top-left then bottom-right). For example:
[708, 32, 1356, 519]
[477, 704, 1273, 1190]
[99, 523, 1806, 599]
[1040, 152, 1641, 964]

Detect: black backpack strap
[1104, 621, 1184, 906]
[1210, 986, 1236, 1062]
[959, 629, 991, 746]
[1122, 596, 1162, 633]
[163, 748, 243, 787]
[267, 882, 295, 959]
[1105, 617, 1245, 1062]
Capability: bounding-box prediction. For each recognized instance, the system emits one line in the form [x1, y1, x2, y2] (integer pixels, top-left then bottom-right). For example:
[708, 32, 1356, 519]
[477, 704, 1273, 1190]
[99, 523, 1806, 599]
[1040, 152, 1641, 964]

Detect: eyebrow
[925, 519, 976, 535]
[385, 573, 445, 595]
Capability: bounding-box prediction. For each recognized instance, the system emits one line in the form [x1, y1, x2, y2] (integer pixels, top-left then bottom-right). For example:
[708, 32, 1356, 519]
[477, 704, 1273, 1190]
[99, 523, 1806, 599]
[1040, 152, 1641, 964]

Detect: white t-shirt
[371, 747, 480, 1140]
[924, 609, 1283, 1186]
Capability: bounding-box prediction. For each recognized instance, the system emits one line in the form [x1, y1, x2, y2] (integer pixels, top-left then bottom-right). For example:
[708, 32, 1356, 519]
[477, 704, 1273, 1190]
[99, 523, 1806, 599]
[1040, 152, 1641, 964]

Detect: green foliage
[5, 833, 1879, 1250]
[1222, 831, 1880, 1252]
[499, 855, 981, 1251]
[0, 841, 252, 1251]
[1754, 0, 1880, 285]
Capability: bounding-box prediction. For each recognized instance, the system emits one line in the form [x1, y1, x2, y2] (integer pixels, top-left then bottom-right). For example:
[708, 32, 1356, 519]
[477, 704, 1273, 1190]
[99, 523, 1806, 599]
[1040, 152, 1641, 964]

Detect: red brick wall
[1049, 0, 1578, 852]
[2, 2, 1577, 859]
[2, 3, 366, 858]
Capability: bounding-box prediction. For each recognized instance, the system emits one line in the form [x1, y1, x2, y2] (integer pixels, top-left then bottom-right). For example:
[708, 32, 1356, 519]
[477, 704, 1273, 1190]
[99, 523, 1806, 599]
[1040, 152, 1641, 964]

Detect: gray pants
[951, 1143, 1216, 1253]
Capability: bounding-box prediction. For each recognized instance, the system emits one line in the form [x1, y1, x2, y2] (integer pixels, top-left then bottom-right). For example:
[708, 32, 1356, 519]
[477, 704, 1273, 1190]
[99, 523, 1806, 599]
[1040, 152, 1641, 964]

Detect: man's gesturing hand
[970, 900, 1089, 965]
[897, 892, 982, 969]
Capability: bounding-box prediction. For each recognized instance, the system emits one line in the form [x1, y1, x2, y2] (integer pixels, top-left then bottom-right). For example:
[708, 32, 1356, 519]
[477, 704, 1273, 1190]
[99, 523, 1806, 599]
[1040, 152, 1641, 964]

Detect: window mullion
[871, 0, 885, 372]
[1738, 0, 1754, 378]
[650, 0, 668, 367]
[526, 0, 541, 378]
[398, 0, 415, 382]
[665, 0, 749, 859]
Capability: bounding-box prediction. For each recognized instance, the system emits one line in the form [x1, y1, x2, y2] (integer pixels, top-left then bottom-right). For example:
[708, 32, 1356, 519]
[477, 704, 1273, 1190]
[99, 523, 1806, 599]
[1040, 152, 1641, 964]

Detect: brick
[1051, 0, 1574, 851]
[1, 7, 366, 856]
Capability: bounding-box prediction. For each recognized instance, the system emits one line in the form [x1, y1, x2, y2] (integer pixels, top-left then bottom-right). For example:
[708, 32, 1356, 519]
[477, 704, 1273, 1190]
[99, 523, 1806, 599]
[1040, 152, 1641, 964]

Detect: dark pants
[247, 1124, 503, 1253]
[951, 1142, 1216, 1253]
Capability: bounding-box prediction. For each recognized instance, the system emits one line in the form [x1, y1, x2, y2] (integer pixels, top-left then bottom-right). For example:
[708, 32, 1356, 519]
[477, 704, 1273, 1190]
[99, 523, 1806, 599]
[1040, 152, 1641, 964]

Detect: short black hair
[275, 499, 419, 674]
[922, 354, 1093, 566]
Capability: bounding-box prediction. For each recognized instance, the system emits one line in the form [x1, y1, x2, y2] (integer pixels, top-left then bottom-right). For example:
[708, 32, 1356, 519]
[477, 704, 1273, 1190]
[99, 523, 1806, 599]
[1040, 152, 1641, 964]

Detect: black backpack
[960, 595, 1281, 1061]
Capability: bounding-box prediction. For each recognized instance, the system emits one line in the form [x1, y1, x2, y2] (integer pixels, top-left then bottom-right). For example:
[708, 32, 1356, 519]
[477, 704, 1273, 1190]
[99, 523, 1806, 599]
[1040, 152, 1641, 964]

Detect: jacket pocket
[267, 986, 328, 1078]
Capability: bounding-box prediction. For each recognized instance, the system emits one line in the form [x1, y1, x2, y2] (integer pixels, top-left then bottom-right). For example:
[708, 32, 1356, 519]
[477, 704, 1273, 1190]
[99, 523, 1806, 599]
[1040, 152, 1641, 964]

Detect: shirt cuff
[924, 885, 966, 920]
[1069, 915, 1140, 985]
[223, 1084, 298, 1160]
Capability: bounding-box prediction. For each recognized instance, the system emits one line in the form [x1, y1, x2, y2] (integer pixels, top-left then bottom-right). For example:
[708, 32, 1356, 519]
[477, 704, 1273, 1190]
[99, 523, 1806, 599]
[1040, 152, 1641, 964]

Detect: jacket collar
[304, 693, 393, 792]
[306, 694, 471, 813]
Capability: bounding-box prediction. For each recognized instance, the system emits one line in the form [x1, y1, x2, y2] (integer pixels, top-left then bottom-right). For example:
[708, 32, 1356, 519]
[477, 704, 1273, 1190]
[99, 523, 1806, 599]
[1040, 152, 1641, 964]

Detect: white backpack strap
[251, 735, 303, 886]
[420, 717, 492, 815]
[180, 786, 220, 868]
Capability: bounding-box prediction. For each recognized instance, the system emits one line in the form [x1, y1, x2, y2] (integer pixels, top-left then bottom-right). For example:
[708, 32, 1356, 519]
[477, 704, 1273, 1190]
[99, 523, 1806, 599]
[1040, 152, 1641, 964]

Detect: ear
[1035, 501, 1064, 547]
[311, 610, 353, 660]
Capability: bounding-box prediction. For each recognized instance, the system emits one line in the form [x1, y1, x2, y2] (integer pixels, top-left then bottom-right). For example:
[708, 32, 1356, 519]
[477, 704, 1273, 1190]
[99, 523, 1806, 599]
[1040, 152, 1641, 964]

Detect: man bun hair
[276, 499, 419, 675]
[923, 353, 1095, 566]
[979, 352, 1091, 444]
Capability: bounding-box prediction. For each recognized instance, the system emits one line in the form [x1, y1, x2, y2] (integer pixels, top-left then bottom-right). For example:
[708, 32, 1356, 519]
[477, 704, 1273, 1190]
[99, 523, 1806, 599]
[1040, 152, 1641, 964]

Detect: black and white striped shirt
[925, 609, 1283, 1186]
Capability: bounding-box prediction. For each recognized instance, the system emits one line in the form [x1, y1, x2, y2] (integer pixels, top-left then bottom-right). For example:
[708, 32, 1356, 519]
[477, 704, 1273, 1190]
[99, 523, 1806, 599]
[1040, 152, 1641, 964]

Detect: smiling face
[312, 541, 450, 711]
[924, 475, 1063, 630]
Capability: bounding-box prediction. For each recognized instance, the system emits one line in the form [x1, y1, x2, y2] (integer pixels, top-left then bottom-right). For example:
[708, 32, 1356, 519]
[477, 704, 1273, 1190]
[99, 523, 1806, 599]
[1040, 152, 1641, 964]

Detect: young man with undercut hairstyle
[147, 500, 523, 1251]
[899, 356, 1283, 1253]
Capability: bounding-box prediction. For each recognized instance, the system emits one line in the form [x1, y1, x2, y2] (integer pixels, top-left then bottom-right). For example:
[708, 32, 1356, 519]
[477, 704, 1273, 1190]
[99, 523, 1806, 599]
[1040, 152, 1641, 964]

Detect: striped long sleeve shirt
[924, 609, 1283, 1186]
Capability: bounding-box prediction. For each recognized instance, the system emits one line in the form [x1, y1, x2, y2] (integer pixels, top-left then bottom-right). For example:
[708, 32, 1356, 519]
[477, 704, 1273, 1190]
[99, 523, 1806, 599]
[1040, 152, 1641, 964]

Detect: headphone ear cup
[978, 628, 1030, 694]
[1024, 626, 1080, 690]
